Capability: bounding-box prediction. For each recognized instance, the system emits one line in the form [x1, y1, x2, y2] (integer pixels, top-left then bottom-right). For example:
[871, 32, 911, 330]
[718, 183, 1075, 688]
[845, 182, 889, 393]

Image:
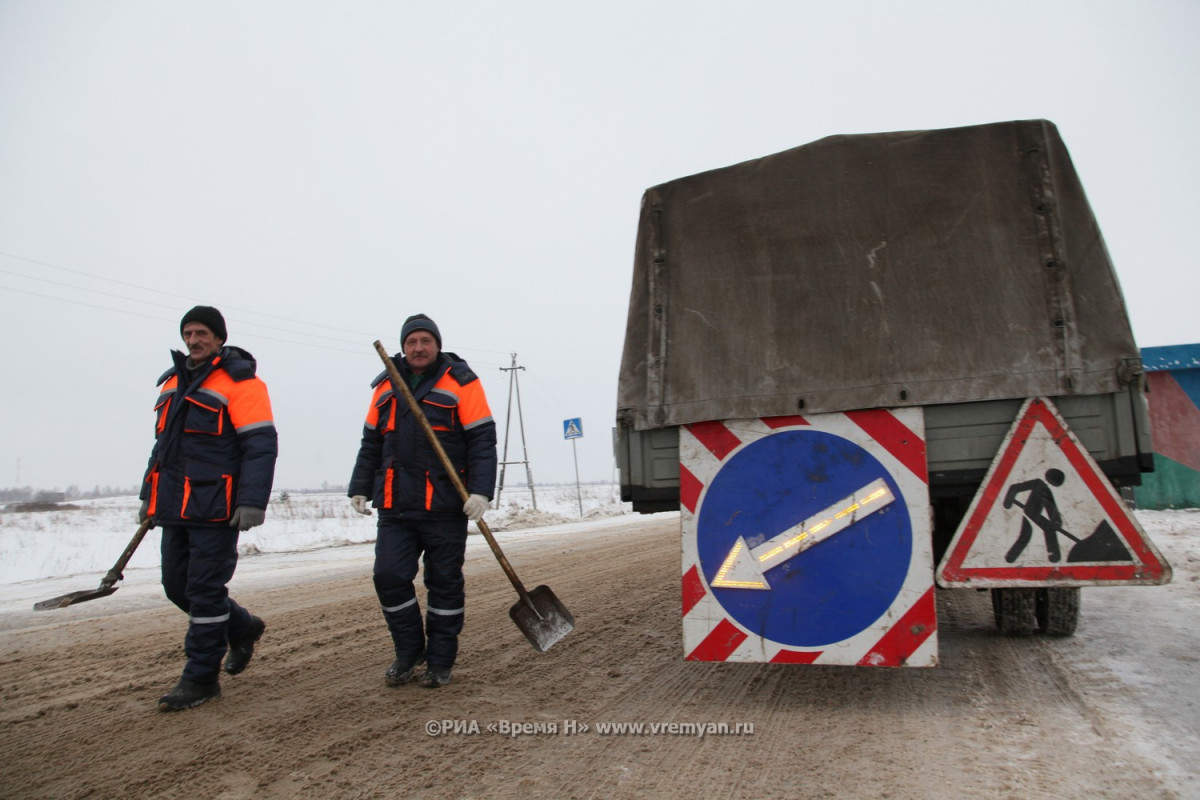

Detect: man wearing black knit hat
[349, 314, 497, 689]
[139, 305, 279, 711]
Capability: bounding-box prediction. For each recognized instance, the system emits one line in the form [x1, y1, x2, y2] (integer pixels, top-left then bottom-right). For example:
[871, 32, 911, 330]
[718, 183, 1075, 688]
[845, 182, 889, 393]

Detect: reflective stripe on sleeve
[365, 384, 389, 428]
[235, 420, 276, 434]
[463, 414, 494, 431]
[453, 379, 493, 429]
[189, 613, 231, 625]
[223, 375, 275, 431]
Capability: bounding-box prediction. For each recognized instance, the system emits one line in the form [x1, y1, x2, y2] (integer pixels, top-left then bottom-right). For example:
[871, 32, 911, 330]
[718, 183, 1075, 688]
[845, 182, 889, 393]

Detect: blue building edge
[1141, 343, 1200, 372]
[1136, 342, 1200, 509]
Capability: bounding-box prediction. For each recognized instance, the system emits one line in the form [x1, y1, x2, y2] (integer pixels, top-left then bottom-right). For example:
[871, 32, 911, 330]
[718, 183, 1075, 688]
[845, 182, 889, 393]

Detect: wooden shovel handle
[372, 341, 534, 604]
[102, 518, 154, 588]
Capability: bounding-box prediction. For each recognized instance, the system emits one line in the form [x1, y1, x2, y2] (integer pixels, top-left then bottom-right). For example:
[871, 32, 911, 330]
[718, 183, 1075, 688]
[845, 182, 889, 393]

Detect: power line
[0, 283, 522, 364]
[0, 249, 520, 358]
[0, 284, 177, 325]
[0, 250, 378, 337]
[525, 369, 573, 413]
[0, 267, 390, 349]
[0, 284, 375, 357]
[0, 266, 183, 312]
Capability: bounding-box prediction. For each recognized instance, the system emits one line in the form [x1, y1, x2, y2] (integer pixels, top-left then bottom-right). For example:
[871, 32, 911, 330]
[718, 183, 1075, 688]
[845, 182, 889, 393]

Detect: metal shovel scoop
[506, 583, 576, 653]
[374, 340, 575, 652]
[34, 519, 153, 611]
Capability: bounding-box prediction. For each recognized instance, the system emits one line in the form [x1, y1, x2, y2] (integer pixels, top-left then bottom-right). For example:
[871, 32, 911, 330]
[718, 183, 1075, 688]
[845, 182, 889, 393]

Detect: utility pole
[495, 353, 537, 510]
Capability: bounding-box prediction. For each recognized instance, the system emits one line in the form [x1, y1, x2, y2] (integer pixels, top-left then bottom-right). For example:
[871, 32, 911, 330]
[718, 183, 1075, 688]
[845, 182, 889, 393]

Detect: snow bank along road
[1, 512, 1196, 799]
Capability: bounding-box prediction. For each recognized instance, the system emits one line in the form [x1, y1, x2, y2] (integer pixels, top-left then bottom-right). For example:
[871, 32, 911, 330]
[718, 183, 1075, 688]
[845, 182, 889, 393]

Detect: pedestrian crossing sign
[563, 418, 583, 439]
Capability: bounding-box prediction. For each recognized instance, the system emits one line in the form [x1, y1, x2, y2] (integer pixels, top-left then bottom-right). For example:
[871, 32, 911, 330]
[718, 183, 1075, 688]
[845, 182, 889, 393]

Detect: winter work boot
[419, 666, 452, 688]
[224, 616, 266, 676]
[385, 652, 426, 686]
[157, 678, 221, 712]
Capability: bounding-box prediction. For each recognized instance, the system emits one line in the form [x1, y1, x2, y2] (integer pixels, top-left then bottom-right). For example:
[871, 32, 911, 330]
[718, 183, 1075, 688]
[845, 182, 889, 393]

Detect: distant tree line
[0, 485, 140, 503]
[507, 480, 618, 487]
[272, 482, 349, 495]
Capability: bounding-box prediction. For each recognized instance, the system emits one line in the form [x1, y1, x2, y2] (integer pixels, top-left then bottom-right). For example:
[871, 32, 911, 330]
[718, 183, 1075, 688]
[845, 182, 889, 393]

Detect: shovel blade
[33, 585, 118, 611]
[508, 585, 575, 653]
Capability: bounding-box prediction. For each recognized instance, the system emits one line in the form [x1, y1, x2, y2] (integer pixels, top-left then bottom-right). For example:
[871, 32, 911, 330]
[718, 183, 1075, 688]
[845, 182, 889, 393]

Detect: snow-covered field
[3, 487, 1195, 623]
[3, 487, 1194, 616]
[0, 484, 628, 591]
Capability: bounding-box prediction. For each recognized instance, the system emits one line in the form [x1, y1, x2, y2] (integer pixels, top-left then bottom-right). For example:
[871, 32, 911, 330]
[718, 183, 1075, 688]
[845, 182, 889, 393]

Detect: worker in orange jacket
[140, 306, 278, 711]
[349, 314, 497, 689]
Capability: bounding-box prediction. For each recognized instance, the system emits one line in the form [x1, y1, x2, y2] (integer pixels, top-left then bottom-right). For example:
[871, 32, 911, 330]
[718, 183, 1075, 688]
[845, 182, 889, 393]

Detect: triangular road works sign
[937, 397, 1171, 587]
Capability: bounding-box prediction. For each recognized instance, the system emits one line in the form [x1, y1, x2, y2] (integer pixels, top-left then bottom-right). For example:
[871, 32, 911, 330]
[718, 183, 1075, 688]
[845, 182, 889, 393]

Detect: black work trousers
[160, 524, 255, 684]
[373, 514, 468, 669]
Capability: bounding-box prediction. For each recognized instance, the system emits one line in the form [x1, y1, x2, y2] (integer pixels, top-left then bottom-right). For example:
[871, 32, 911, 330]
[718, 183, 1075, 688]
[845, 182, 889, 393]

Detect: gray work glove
[463, 494, 489, 522]
[137, 499, 154, 528]
[229, 506, 266, 531]
[350, 495, 372, 516]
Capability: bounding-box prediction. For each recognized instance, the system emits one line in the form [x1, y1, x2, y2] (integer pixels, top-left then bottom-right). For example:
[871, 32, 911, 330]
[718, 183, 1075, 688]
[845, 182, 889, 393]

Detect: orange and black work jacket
[348, 352, 497, 515]
[140, 346, 278, 527]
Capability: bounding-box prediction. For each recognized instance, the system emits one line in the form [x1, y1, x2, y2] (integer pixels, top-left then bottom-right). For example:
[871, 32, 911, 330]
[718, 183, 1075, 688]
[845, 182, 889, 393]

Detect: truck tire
[991, 588, 1037, 636]
[1035, 587, 1080, 637]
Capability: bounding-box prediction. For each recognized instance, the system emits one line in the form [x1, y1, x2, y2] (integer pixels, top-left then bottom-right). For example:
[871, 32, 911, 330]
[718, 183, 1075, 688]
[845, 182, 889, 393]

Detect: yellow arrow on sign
[711, 478, 896, 590]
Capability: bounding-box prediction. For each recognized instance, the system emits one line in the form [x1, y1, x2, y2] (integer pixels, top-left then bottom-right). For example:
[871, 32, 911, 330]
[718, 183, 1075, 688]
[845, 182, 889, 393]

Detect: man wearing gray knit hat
[348, 314, 497, 689]
[400, 314, 441, 349]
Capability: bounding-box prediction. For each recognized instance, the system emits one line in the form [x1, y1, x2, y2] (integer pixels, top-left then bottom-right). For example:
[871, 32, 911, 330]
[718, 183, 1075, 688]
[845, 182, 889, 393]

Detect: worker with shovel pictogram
[1002, 467, 1135, 565]
[1002, 468, 1068, 563]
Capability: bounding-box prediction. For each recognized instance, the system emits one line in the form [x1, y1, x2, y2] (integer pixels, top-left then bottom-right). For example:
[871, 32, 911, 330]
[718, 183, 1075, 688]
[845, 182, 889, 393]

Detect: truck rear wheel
[991, 588, 1037, 636]
[1035, 587, 1080, 637]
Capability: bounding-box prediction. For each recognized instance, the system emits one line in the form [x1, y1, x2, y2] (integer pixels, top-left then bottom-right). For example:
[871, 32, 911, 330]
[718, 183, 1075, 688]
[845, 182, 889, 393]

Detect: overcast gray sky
[1, 1, 1197, 493]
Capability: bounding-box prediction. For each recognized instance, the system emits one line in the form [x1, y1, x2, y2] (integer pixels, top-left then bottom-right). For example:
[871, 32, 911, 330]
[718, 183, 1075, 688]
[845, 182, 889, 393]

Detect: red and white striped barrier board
[680, 409, 937, 667]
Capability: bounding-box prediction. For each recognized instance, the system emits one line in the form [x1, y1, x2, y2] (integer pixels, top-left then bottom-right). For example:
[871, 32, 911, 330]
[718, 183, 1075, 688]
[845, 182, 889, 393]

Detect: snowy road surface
[0, 502, 1196, 799]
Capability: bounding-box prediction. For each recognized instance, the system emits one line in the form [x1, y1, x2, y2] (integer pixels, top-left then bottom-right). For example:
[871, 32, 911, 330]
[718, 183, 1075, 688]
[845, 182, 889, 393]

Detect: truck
[614, 119, 1171, 666]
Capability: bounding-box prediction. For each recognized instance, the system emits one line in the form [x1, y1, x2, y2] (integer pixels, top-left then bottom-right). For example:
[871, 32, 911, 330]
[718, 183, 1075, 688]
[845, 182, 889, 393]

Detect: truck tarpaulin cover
[617, 120, 1139, 431]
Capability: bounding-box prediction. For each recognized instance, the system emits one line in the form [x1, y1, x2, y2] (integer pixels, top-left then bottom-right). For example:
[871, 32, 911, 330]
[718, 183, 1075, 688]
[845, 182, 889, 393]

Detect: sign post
[563, 418, 584, 516]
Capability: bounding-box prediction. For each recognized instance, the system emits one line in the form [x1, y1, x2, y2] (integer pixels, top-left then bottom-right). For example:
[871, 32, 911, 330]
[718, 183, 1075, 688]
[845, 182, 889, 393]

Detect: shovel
[373, 340, 574, 652]
[34, 519, 153, 611]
